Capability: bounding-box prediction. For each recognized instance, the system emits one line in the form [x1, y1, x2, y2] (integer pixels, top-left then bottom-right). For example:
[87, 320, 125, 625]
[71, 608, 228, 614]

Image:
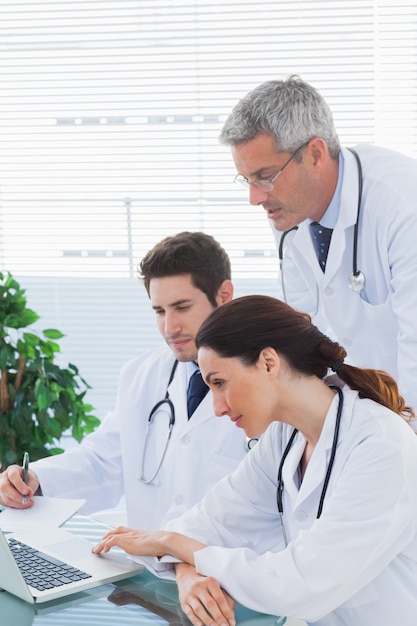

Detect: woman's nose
[213, 396, 230, 417]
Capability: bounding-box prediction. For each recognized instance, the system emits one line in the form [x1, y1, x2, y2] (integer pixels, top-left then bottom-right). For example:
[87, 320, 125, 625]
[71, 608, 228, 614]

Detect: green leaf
[48, 447, 65, 456]
[40, 340, 61, 357]
[4, 273, 21, 291]
[22, 332, 41, 346]
[46, 417, 64, 439]
[43, 329, 65, 340]
[0, 271, 99, 470]
[0, 345, 15, 369]
[4, 309, 40, 329]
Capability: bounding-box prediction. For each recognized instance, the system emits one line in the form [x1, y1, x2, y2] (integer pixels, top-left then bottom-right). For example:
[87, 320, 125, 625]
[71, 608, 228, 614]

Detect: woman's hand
[176, 562, 236, 626]
[92, 526, 173, 558]
[92, 526, 206, 565]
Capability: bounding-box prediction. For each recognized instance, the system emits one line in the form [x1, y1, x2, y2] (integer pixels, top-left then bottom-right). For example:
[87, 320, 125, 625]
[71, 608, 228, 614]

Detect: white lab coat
[31, 345, 246, 529]
[166, 387, 417, 626]
[273, 144, 417, 417]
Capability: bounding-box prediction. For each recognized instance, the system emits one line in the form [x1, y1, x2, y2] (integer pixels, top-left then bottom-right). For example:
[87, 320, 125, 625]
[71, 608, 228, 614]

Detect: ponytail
[335, 363, 415, 422]
[197, 294, 415, 426]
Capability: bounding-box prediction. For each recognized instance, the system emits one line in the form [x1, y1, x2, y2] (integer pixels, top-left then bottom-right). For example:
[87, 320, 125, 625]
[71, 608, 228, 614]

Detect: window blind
[1, 0, 416, 418]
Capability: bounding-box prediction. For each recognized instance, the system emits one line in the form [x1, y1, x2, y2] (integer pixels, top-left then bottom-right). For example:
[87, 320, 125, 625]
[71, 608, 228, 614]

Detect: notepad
[0, 496, 86, 531]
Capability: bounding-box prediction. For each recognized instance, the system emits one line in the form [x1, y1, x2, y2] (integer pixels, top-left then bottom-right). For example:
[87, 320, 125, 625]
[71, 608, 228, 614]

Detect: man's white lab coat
[31, 345, 246, 529]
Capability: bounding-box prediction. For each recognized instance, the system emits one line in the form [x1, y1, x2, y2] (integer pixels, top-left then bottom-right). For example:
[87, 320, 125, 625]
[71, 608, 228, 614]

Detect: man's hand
[176, 562, 236, 626]
[0, 464, 39, 507]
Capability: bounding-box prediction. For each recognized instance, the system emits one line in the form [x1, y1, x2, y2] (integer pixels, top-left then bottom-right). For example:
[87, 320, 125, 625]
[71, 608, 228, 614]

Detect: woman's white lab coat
[167, 387, 417, 626]
[273, 144, 417, 417]
[31, 345, 246, 529]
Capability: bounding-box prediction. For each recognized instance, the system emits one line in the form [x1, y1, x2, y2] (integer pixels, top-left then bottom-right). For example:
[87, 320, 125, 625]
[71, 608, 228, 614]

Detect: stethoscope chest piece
[348, 270, 366, 293]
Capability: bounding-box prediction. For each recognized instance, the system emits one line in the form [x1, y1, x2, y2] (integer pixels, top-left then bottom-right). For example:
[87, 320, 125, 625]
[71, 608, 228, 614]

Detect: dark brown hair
[138, 231, 231, 307]
[196, 295, 414, 421]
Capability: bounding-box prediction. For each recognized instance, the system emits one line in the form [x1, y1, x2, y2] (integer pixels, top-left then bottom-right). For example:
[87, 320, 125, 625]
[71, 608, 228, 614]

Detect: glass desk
[0, 513, 287, 626]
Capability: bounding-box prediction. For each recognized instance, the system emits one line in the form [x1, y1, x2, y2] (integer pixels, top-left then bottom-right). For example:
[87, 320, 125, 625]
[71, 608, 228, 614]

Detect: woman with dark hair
[93, 295, 417, 626]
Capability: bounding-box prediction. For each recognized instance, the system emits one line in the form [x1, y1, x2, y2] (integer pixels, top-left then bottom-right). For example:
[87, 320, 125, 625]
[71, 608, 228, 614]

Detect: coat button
[175, 495, 183, 505]
[182, 435, 190, 445]
[295, 510, 308, 522]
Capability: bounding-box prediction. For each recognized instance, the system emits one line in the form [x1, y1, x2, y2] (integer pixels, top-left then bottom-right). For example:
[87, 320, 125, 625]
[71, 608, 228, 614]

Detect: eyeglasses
[234, 141, 309, 192]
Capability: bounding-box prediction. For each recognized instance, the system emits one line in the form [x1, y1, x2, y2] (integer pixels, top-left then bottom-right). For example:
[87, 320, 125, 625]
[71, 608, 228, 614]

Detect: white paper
[0, 496, 86, 531]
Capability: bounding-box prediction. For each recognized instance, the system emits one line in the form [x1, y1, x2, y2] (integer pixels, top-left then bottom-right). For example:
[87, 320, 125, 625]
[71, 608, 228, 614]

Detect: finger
[110, 525, 131, 534]
[92, 528, 135, 554]
[209, 585, 236, 614]
[181, 599, 212, 626]
[0, 467, 33, 508]
[200, 592, 235, 626]
[92, 540, 112, 554]
[181, 589, 235, 626]
[11, 466, 35, 499]
[100, 526, 130, 540]
[1, 491, 35, 509]
[92, 533, 107, 552]
[194, 577, 235, 625]
[92, 536, 118, 554]
[224, 591, 236, 612]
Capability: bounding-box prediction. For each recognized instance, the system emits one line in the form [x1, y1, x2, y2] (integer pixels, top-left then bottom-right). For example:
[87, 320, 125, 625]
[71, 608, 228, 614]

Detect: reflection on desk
[1, 514, 287, 626]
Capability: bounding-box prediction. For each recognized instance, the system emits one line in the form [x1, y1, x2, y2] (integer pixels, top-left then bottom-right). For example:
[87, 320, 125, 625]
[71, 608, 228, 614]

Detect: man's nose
[249, 184, 269, 207]
[164, 312, 180, 335]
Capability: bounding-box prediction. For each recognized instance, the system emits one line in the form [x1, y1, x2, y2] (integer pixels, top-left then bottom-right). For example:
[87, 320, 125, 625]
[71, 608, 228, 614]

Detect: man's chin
[173, 350, 197, 363]
[268, 214, 284, 232]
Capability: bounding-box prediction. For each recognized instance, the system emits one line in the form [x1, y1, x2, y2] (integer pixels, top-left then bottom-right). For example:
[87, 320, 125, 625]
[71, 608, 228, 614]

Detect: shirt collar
[308, 150, 344, 229]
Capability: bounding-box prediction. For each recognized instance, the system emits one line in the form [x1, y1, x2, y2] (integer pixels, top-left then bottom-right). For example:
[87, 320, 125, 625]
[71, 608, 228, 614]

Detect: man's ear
[216, 279, 234, 305]
[308, 137, 329, 167]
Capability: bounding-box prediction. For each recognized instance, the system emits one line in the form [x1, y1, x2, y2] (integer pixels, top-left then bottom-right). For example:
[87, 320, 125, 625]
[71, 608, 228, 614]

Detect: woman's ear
[259, 347, 280, 375]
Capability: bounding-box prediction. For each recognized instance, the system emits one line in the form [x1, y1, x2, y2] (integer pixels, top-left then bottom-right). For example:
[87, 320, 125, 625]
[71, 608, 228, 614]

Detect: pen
[22, 451, 29, 505]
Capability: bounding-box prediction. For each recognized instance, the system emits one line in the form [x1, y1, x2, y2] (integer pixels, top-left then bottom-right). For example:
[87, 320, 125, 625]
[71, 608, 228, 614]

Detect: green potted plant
[0, 271, 100, 471]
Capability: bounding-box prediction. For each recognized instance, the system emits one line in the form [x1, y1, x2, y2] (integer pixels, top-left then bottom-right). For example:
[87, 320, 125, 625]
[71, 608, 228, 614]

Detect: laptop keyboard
[8, 537, 92, 591]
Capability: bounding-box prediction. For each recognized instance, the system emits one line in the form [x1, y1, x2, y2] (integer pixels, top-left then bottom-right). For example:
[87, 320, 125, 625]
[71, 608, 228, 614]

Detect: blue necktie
[310, 222, 333, 272]
[187, 369, 209, 418]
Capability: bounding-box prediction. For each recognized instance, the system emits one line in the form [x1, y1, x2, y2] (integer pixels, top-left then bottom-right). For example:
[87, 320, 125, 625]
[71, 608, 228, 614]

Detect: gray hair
[219, 75, 341, 158]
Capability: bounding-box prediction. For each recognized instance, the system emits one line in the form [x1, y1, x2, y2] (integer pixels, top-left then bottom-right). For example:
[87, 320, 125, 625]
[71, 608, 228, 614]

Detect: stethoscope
[276, 386, 343, 546]
[246, 437, 258, 451]
[136, 359, 178, 485]
[137, 358, 255, 484]
[279, 148, 366, 306]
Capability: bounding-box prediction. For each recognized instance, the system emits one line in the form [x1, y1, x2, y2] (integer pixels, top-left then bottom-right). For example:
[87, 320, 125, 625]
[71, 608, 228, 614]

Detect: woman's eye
[213, 380, 224, 389]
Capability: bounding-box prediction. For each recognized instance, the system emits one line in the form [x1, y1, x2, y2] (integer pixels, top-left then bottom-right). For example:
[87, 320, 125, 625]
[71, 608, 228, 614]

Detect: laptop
[0, 526, 143, 604]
